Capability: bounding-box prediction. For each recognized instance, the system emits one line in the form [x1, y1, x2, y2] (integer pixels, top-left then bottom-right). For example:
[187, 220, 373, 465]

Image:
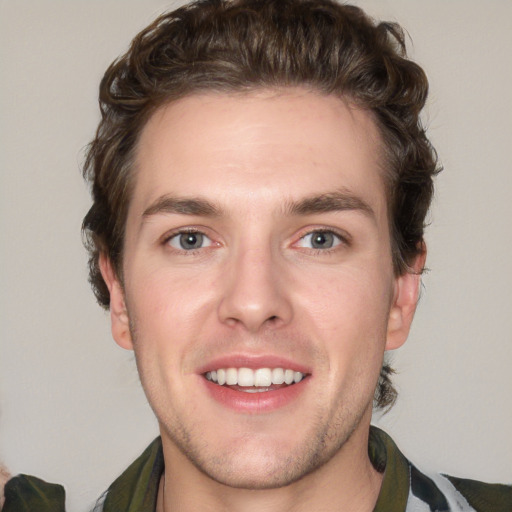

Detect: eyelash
[296, 228, 350, 253]
[161, 227, 350, 255]
[162, 228, 214, 254]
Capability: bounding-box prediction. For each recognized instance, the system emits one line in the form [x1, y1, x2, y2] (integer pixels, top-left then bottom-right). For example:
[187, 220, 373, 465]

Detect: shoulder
[437, 474, 512, 512]
[99, 437, 163, 512]
[405, 451, 512, 512]
[0, 440, 163, 512]
[1, 474, 66, 512]
[370, 427, 512, 512]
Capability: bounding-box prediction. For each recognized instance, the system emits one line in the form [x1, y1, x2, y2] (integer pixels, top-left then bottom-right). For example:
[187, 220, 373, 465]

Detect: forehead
[131, 89, 386, 220]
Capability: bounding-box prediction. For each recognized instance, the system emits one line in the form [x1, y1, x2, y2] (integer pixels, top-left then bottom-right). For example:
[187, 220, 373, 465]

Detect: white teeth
[205, 367, 306, 387]
[284, 369, 294, 385]
[238, 367, 255, 386]
[271, 368, 285, 385]
[226, 368, 238, 385]
[254, 368, 272, 387]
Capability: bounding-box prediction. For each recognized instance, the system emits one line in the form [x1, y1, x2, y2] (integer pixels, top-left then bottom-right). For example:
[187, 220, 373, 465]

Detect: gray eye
[180, 233, 203, 249]
[168, 232, 212, 250]
[311, 232, 335, 249]
[298, 231, 341, 250]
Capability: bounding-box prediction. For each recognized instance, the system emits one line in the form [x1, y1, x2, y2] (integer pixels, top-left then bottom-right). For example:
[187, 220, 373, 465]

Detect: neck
[158, 413, 383, 512]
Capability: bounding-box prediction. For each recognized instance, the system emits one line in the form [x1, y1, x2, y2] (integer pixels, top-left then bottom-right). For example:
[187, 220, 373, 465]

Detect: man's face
[103, 89, 419, 489]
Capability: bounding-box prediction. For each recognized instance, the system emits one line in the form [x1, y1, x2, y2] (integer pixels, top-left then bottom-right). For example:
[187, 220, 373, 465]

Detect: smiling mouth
[204, 367, 307, 392]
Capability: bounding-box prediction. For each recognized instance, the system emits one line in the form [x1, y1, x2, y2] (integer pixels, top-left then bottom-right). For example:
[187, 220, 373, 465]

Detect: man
[2, 0, 511, 510]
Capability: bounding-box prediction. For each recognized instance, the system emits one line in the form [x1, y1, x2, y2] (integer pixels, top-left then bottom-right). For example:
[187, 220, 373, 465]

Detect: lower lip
[202, 377, 309, 413]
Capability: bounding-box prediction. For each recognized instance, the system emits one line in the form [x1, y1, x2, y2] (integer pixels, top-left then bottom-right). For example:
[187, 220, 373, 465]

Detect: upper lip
[196, 354, 311, 375]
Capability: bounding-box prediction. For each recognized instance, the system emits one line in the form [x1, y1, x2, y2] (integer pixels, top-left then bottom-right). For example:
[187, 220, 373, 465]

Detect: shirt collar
[102, 426, 410, 512]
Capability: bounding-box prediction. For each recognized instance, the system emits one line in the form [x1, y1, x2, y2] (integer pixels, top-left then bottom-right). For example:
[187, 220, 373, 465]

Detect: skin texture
[101, 89, 423, 512]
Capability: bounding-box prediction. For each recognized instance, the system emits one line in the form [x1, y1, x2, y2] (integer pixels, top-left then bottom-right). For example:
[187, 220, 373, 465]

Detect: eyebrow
[142, 190, 375, 221]
[284, 191, 375, 219]
[143, 196, 221, 218]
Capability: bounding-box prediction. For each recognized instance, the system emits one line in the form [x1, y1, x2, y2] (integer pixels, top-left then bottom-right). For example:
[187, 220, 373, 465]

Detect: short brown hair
[82, 0, 440, 410]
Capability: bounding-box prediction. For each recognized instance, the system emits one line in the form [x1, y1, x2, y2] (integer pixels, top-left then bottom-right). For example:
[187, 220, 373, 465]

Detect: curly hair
[82, 0, 440, 410]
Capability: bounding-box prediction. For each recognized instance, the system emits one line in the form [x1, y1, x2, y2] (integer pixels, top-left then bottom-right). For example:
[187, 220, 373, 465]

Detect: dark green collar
[100, 426, 410, 512]
[102, 437, 164, 512]
[369, 426, 410, 511]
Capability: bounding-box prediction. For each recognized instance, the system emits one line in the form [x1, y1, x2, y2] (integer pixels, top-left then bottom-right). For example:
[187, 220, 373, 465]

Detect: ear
[99, 253, 134, 350]
[385, 247, 426, 351]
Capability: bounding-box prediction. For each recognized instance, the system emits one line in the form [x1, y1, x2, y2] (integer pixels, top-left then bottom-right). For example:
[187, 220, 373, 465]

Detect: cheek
[296, 263, 393, 328]
[124, 265, 220, 366]
[293, 264, 393, 369]
[129, 262, 217, 318]
[125, 268, 216, 406]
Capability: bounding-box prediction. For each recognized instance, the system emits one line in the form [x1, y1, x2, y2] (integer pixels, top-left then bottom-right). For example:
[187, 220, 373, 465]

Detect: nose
[217, 245, 293, 332]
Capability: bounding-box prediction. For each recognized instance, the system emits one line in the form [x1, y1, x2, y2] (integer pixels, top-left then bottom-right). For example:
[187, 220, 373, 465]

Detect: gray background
[1, 1, 511, 510]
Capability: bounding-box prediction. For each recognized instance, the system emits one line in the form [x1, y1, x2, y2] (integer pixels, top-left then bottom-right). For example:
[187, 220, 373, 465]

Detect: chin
[158, 382, 375, 490]
[194, 453, 318, 490]
[176, 425, 349, 491]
